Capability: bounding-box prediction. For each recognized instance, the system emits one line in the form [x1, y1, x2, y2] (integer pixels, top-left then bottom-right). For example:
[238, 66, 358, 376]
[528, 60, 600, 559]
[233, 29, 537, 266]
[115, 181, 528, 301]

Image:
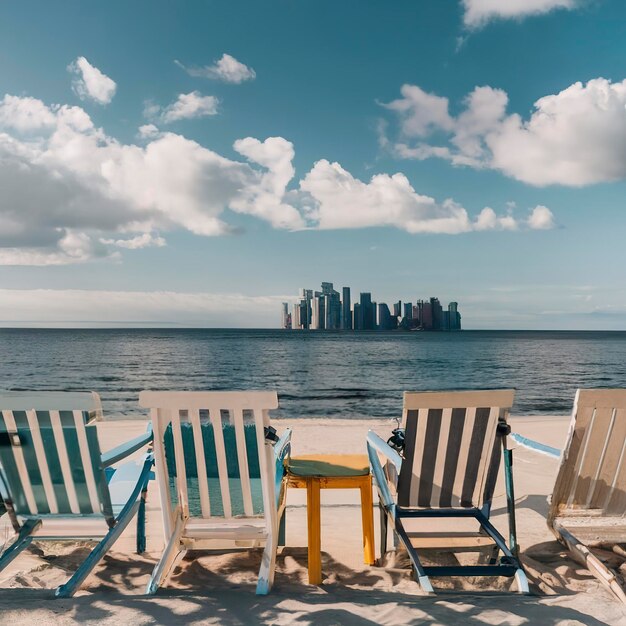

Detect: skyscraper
[281, 302, 290, 329]
[342, 287, 352, 330]
[359, 292, 374, 330]
[430, 297, 443, 330]
[377, 303, 393, 330]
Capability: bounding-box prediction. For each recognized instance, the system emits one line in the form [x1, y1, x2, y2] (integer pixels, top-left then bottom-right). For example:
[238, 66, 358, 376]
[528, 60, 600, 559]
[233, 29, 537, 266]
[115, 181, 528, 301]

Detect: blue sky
[0, 0, 625, 328]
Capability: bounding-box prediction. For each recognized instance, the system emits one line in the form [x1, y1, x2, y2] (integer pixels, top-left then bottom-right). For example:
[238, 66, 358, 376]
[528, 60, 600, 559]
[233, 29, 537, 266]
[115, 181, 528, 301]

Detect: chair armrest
[101, 423, 154, 468]
[274, 428, 292, 466]
[367, 430, 400, 509]
[510, 432, 560, 459]
[366, 431, 402, 472]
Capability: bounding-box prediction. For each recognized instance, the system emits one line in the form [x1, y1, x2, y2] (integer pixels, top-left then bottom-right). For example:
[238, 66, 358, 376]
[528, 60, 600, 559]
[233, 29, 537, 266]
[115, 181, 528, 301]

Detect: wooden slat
[73, 410, 100, 514]
[429, 408, 452, 507]
[567, 407, 599, 508]
[171, 409, 189, 518]
[450, 407, 476, 508]
[254, 409, 276, 529]
[472, 406, 500, 508]
[408, 408, 429, 506]
[25, 409, 58, 514]
[152, 408, 173, 536]
[2, 410, 38, 514]
[403, 389, 514, 411]
[49, 410, 80, 514]
[190, 409, 211, 518]
[209, 407, 232, 518]
[407, 532, 496, 549]
[233, 408, 253, 517]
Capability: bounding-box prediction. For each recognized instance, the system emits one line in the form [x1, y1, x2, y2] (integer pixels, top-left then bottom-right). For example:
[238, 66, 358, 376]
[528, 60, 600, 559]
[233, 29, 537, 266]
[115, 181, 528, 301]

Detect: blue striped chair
[367, 389, 529, 594]
[0, 391, 153, 597]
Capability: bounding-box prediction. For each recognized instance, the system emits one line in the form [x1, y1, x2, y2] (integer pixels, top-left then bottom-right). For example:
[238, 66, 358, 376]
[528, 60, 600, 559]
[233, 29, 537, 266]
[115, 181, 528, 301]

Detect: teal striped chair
[139, 391, 291, 595]
[0, 391, 153, 598]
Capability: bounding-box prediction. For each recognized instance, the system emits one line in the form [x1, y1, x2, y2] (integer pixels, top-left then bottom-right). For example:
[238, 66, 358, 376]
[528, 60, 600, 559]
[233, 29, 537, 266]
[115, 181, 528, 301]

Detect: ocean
[1, 329, 625, 419]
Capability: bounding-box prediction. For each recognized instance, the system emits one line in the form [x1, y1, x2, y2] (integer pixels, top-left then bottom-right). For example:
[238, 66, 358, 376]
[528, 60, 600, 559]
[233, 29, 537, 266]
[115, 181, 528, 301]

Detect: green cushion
[288, 454, 370, 478]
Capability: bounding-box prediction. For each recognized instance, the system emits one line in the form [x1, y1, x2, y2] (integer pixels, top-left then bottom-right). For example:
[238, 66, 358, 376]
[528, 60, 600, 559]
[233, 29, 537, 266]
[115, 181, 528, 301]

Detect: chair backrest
[139, 391, 278, 525]
[549, 389, 626, 522]
[0, 392, 113, 522]
[397, 389, 515, 509]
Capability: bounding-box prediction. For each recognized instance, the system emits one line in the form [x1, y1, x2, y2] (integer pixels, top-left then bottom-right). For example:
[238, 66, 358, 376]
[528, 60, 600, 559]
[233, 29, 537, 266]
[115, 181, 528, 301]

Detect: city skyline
[282, 282, 461, 332]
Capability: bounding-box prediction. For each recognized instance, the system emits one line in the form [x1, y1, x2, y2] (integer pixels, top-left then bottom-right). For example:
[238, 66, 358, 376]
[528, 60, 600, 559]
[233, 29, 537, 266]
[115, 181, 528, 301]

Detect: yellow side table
[286, 454, 375, 585]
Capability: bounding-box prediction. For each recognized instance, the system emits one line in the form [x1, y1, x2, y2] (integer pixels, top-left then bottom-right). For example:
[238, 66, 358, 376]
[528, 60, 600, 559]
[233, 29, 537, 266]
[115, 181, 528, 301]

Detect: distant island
[281, 282, 461, 331]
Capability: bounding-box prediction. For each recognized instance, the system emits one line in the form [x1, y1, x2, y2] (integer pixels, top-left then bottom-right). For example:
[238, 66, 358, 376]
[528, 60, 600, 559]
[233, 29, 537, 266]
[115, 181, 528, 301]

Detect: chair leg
[379, 502, 388, 560]
[136, 487, 148, 554]
[256, 529, 278, 595]
[0, 518, 41, 572]
[394, 516, 435, 594]
[145, 513, 186, 595]
[278, 506, 286, 547]
[55, 500, 142, 598]
[515, 567, 530, 594]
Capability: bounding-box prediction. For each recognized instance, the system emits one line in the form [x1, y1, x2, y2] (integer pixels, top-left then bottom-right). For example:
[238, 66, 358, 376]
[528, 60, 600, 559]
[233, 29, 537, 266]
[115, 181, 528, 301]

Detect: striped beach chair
[367, 389, 528, 593]
[548, 389, 626, 603]
[139, 390, 291, 595]
[0, 391, 153, 598]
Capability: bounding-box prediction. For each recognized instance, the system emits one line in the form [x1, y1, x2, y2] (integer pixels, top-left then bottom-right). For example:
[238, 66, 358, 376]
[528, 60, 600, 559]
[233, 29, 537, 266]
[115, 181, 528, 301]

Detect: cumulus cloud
[298, 160, 544, 234]
[0, 93, 301, 264]
[147, 92, 219, 123]
[175, 54, 256, 84]
[462, 0, 578, 28]
[67, 57, 117, 105]
[527, 205, 556, 229]
[0, 89, 556, 265]
[382, 78, 626, 186]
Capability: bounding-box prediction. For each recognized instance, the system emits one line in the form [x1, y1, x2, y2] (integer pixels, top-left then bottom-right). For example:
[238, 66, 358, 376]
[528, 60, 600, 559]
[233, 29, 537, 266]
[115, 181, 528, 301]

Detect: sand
[0, 415, 625, 625]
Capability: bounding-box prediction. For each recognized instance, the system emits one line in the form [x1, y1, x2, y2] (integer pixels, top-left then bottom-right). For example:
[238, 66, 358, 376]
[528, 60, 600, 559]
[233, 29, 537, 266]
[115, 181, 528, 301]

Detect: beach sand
[0, 415, 625, 625]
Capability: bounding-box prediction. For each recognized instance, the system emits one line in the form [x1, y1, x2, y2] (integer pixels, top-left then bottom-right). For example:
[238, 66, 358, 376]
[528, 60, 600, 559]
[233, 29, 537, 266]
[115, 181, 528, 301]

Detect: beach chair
[548, 388, 626, 604]
[367, 389, 528, 593]
[0, 391, 153, 597]
[138, 390, 291, 595]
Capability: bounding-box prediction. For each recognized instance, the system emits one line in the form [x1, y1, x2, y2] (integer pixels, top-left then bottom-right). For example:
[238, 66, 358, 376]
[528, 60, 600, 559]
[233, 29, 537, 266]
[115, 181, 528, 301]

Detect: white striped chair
[367, 389, 529, 594]
[548, 389, 626, 603]
[0, 391, 153, 598]
[139, 390, 291, 595]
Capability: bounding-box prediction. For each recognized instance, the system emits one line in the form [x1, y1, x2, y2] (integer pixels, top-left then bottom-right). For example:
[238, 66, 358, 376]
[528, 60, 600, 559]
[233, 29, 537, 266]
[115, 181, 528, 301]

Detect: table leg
[307, 477, 322, 584]
[360, 476, 375, 565]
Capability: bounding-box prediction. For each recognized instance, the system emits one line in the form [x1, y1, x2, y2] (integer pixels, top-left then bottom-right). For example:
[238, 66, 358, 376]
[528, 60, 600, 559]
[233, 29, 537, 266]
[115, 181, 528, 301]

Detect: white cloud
[527, 205, 556, 229]
[474, 207, 517, 231]
[175, 54, 256, 84]
[100, 233, 166, 249]
[0, 93, 301, 264]
[300, 159, 519, 234]
[382, 78, 626, 186]
[462, 0, 578, 28]
[0, 88, 556, 265]
[138, 123, 159, 138]
[0, 288, 286, 327]
[67, 57, 117, 105]
[157, 91, 219, 123]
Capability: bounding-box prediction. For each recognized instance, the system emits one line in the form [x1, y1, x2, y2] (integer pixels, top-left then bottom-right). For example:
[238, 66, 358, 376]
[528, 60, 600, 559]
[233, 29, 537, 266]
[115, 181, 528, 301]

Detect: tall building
[281, 302, 290, 329]
[421, 301, 433, 330]
[393, 301, 401, 317]
[311, 296, 325, 330]
[403, 302, 413, 320]
[359, 292, 374, 330]
[430, 297, 443, 330]
[377, 303, 393, 330]
[342, 287, 352, 330]
[448, 301, 461, 331]
[353, 303, 361, 330]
